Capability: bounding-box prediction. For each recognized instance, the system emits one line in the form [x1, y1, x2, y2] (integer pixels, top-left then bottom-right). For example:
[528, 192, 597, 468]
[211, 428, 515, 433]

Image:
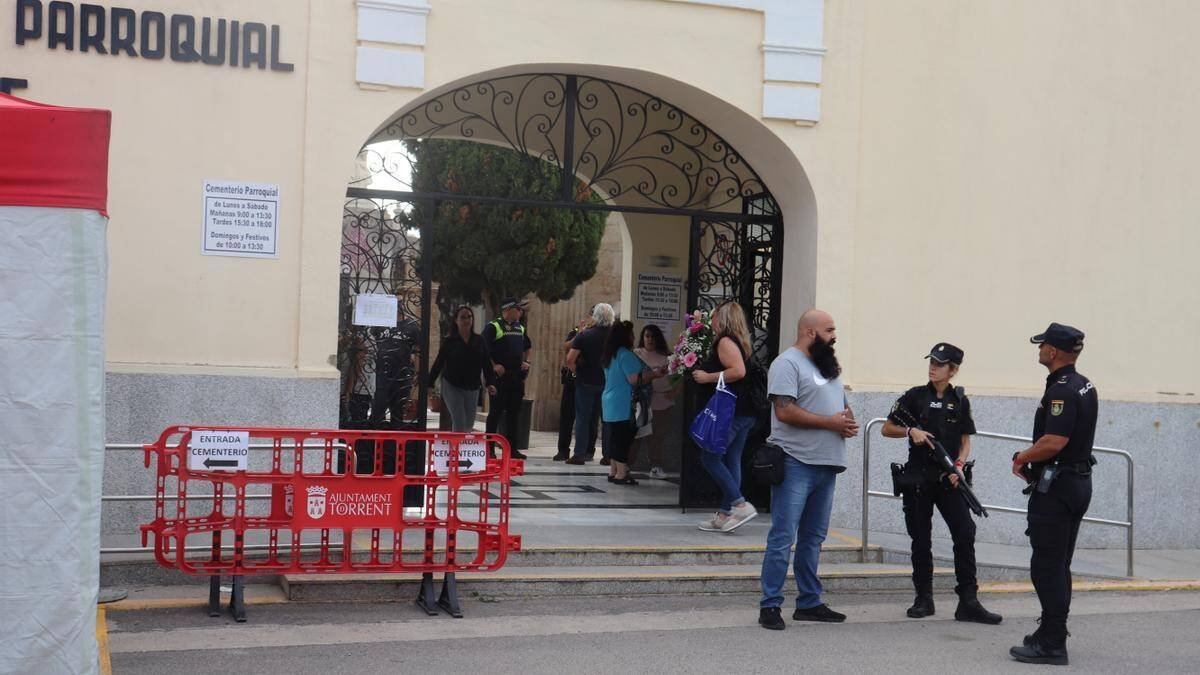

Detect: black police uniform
[484, 315, 532, 456]
[1025, 362, 1098, 647]
[888, 382, 979, 597]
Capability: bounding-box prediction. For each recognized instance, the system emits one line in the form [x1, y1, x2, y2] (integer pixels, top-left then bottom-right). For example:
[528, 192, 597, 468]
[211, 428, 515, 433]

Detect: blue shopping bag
[690, 373, 736, 454]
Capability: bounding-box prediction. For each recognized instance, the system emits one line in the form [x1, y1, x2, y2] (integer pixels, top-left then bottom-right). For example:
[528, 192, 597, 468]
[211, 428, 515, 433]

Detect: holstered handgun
[890, 463, 925, 497]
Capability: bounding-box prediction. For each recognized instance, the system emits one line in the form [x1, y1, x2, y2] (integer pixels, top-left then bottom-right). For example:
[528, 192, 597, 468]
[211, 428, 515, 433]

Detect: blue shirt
[601, 347, 645, 422]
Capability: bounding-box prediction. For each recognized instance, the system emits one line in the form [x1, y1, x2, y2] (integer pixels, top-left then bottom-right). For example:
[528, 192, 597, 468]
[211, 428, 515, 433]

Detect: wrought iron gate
[680, 195, 783, 509]
[336, 73, 786, 509]
[338, 197, 432, 432]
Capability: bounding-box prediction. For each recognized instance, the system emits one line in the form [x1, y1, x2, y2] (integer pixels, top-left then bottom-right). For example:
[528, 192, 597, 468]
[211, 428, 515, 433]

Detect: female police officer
[881, 343, 1001, 624]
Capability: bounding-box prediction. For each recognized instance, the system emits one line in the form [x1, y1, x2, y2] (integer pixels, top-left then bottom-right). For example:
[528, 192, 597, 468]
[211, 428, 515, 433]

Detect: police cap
[924, 342, 964, 365]
[1030, 322, 1084, 353]
[500, 297, 526, 311]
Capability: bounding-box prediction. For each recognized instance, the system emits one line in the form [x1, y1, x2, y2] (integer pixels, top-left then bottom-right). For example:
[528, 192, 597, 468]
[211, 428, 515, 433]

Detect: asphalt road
[107, 590, 1200, 673]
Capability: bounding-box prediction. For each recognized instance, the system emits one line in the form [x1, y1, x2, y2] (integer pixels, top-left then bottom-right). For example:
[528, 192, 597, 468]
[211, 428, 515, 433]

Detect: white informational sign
[431, 438, 488, 474]
[353, 293, 399, 327]
[189, 430, 250, 472]
[636, 272, 684, 323]
[201, 180, 280, 258]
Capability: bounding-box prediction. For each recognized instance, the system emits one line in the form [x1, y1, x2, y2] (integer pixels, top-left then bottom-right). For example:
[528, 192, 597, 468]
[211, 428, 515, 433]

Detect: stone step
[99, 544, 881, 587]
[506, 543, 878, 567]
[280, 562, 949, 601]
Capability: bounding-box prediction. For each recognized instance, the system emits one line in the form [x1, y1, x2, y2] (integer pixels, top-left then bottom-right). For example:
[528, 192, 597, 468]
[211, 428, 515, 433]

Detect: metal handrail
[861, 417, 1135, 578]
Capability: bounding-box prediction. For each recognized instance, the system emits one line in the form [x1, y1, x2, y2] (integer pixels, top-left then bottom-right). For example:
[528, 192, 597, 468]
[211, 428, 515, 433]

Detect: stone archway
[338, 67, 813, 507]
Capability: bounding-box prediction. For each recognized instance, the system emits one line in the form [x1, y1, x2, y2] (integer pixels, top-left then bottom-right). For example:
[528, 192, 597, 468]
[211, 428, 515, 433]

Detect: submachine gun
[891, 404, 989, 518]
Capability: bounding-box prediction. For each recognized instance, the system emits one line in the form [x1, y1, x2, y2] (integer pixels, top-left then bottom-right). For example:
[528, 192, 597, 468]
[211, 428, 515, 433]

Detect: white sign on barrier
[189, 430, 249, 471]
[431, 438, 487, 474]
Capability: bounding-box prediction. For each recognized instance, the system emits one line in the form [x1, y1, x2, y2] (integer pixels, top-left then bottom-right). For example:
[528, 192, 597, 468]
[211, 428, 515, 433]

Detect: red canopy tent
[0, 92, 111, 673]
[0, 92, 110, 213]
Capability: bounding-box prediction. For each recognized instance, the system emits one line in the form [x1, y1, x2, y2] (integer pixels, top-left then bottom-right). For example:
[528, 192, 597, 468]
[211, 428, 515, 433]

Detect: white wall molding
[662, 0, 826, 123]
[763, 43, 825, 86]
[355, 0, 431, 90]
[760, 0, 825, 123]
[763, 84, 820, 125]
[358, 0, 432, 12]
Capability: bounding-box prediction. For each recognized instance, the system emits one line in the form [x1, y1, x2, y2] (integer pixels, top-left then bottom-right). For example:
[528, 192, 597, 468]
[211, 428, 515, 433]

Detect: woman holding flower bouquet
[691, 300, 759, 532]
[602, 320, 668, 485]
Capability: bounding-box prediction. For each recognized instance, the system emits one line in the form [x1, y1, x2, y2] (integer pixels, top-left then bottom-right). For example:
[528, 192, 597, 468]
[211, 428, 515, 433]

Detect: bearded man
[757, 309, 859, 630]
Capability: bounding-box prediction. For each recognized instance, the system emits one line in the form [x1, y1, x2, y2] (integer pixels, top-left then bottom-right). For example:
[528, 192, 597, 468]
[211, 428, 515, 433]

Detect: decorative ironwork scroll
[691, 219, 780, 363]
[355, 74, 569, 196]
[351, 73, 778, 215]
[572, 77, 769, 211]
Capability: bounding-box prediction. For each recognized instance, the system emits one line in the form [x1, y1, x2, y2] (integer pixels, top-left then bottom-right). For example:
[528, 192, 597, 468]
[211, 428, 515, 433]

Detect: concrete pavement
[107, 589, 1200, 673]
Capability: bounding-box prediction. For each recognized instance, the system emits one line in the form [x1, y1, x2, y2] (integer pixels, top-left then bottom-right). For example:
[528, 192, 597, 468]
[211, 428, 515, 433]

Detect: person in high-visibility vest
[484, 298, 532, 459]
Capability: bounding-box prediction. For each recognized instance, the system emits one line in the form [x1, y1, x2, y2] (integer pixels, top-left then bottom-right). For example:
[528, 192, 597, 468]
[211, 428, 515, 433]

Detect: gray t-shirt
[766, 346, 848, 471]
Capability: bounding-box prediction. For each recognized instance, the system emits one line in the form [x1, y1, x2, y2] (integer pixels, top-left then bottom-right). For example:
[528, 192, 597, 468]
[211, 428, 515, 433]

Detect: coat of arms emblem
[306, 485, 328, 519]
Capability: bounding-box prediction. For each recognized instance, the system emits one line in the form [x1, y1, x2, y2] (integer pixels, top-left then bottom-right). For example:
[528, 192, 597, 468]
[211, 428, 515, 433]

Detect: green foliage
[406, 139, 607, 315]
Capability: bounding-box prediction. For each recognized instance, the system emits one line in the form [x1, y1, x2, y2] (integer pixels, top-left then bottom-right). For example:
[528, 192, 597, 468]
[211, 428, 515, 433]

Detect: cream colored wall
[846, 0, 1200, 400]
[1, 0, 779, 381]
[3, 0, 313, 376]
[10, 0, 1192, 403]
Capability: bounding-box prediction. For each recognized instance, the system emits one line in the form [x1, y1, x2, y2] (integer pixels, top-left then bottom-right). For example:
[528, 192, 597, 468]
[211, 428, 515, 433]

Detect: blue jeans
[698, 415, 756, 513]
[760, 456, 839, 610]
[572, 383, 603, 459]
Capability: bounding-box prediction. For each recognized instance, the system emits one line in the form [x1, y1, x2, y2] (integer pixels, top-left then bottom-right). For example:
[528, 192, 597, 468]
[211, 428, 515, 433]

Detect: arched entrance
[337, 71, 788, 508]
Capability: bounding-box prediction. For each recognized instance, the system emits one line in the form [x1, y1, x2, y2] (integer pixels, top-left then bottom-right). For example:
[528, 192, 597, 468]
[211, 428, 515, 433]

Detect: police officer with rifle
[882, 342, 1002, 625]
[1008, 323, 1097, 666]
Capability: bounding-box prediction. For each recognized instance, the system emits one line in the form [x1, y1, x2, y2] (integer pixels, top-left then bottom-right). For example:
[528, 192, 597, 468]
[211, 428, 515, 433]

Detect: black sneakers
[759, 607, 785, 630]
[793, 604, 846, 623]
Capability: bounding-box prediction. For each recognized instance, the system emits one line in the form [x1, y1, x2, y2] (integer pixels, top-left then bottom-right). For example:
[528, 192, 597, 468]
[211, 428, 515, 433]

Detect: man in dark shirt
[565, 303, 613, 464]
[484, 298, 532, 460]
[555, 311, 596, 461]
[368, 312, 421, 430]
[1009, 322, 1098, 666]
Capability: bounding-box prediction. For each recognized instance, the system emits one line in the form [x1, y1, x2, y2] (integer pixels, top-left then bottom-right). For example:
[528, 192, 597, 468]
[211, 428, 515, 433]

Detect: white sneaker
[699, 512, 731, 532]
[650, 467, 667, 479]
[724, 502, 758, 532]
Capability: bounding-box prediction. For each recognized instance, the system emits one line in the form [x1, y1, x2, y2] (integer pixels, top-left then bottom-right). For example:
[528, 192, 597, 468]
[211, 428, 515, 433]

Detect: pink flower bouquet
[667, 309, 714, 385]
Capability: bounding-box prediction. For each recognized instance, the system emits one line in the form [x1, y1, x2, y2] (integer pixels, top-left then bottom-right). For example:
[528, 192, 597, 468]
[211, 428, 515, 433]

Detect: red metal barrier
[139, 426, 524, 618]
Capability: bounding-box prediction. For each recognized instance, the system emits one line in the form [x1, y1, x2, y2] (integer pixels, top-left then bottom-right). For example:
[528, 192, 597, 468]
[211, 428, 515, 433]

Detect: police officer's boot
[1010, 626, 1068, 666]
[1023, 619, 1045, 647]
[906, 589, 935, 618]
[954, 586, 1002, 625]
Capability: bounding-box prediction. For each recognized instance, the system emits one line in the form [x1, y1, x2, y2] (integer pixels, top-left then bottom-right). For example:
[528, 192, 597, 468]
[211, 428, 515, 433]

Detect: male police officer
[1009, 323, 1097, 666]
[485, 298, 532, 460]
[883, 343, 1002, 625]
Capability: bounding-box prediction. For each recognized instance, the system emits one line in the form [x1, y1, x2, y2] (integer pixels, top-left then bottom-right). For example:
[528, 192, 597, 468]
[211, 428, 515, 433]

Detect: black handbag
[632, 370, 653, 429]
[752, 442, 786, 486]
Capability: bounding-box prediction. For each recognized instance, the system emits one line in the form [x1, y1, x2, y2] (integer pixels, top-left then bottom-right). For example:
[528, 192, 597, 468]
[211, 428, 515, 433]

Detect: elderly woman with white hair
[565, 302, 614, 465]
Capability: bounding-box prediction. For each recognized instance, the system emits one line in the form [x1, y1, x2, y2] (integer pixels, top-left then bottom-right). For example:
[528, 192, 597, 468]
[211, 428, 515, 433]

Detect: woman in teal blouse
[602, 320, 667, 484]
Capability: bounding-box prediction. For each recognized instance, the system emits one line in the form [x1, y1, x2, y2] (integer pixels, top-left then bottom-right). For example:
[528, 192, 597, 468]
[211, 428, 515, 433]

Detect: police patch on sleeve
[1050, 400, 1064, 416]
